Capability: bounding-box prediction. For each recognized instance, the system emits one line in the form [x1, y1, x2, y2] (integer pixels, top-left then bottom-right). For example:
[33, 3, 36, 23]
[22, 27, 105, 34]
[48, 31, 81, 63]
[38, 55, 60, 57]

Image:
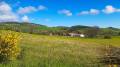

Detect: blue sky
[0, 0, 120, 28]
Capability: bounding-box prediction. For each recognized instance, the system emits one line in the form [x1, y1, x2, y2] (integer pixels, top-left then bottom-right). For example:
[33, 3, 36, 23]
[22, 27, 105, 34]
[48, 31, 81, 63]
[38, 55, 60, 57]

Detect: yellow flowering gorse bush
[105, 45, 120, 67]
[0, 31, 21, 62]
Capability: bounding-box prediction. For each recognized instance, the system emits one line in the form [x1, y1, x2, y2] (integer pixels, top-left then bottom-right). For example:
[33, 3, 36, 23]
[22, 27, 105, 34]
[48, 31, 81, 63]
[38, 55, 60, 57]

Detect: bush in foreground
[104, 45, 120, 67]
[0, 31, 21, 62]
[104, 35, 112, 39]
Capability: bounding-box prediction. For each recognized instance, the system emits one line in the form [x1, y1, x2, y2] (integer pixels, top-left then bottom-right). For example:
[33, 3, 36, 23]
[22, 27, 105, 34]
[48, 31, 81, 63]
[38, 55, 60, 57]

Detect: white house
[80, 34, 85, 37]
[69, 33, 85, 37]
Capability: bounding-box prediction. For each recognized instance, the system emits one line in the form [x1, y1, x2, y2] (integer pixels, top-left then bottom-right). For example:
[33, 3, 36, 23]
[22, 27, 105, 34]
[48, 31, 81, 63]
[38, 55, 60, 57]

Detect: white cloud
[17, 6, 37, 14]
[58, 10, 70, 14]
[45, 19, 51, 22]
[58, 9, 72, 16]
[0, 2, 18, 22]
[21, 15, 34, 22]
[116, 9, 120, 12]
[102, 5, 120, 13]
[17, 5, 47, 14]
[77, 9, 99, 15]
[102, 5, 115, 13]
[21, 15, 29, 22]
[90, 9, 99, 14]
[66, 13, 72, 16]
[38, 5, 47, 10]
[77, 11, 89, 15]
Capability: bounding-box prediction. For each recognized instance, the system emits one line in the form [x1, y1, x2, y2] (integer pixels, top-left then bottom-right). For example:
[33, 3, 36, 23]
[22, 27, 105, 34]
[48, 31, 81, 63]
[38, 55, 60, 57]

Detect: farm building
[69, 33, 85, 37]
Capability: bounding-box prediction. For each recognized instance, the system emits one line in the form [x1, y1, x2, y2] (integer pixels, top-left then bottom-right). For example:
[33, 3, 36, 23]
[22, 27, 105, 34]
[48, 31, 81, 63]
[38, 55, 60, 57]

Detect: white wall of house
[80, 34, 85, 37]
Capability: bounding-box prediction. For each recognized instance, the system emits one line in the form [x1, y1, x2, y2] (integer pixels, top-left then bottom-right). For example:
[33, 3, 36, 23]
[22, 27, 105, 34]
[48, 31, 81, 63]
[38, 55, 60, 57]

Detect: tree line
[0, 22, 120, 38]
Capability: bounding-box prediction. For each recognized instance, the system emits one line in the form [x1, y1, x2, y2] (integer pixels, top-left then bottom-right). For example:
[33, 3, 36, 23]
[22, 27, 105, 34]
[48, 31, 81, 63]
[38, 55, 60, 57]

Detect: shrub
[104, 34, 111, 39]
[103, 45, 120, 67]
[0, 31, 21, 62]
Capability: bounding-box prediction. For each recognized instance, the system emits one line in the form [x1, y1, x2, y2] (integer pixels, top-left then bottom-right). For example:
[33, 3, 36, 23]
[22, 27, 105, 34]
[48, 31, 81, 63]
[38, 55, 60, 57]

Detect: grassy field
[0, 31, 120, 67]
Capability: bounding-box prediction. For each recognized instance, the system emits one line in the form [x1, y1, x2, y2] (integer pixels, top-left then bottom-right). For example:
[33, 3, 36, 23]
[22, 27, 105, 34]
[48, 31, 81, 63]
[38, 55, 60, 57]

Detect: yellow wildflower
[109, 65, 111, 67]
[114, 65, 117, 67]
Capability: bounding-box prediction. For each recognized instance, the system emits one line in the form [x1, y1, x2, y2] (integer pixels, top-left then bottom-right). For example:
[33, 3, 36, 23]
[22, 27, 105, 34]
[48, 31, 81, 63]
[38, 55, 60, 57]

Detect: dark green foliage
[104, 35, 111, 39]
[69, 25, 91, 32]
[0, 26, 1, 32]
[118, 32, 120, 36]
[107, 27, 120, 31]
[84, 26, 102, 38]
[102, 28, 120, 36]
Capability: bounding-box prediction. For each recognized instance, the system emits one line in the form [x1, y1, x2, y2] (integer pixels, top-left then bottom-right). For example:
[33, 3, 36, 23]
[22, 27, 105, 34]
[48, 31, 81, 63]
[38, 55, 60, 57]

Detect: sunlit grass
[0, 30, 120, 67]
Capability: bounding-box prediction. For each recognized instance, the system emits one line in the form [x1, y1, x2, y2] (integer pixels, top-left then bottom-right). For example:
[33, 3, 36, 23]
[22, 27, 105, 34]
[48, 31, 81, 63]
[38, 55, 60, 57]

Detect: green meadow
[1, 31, 120, 67]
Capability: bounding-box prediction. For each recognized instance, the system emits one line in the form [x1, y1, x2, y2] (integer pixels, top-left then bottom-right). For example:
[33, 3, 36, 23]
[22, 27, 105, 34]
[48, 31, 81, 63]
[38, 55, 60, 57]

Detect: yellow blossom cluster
[105, 45, 118, 67]
[0, 30, 21, 61]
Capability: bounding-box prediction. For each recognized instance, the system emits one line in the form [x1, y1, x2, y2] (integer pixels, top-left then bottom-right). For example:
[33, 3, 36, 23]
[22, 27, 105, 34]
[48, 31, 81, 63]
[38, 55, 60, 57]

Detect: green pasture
[1, 31, 120, 67]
